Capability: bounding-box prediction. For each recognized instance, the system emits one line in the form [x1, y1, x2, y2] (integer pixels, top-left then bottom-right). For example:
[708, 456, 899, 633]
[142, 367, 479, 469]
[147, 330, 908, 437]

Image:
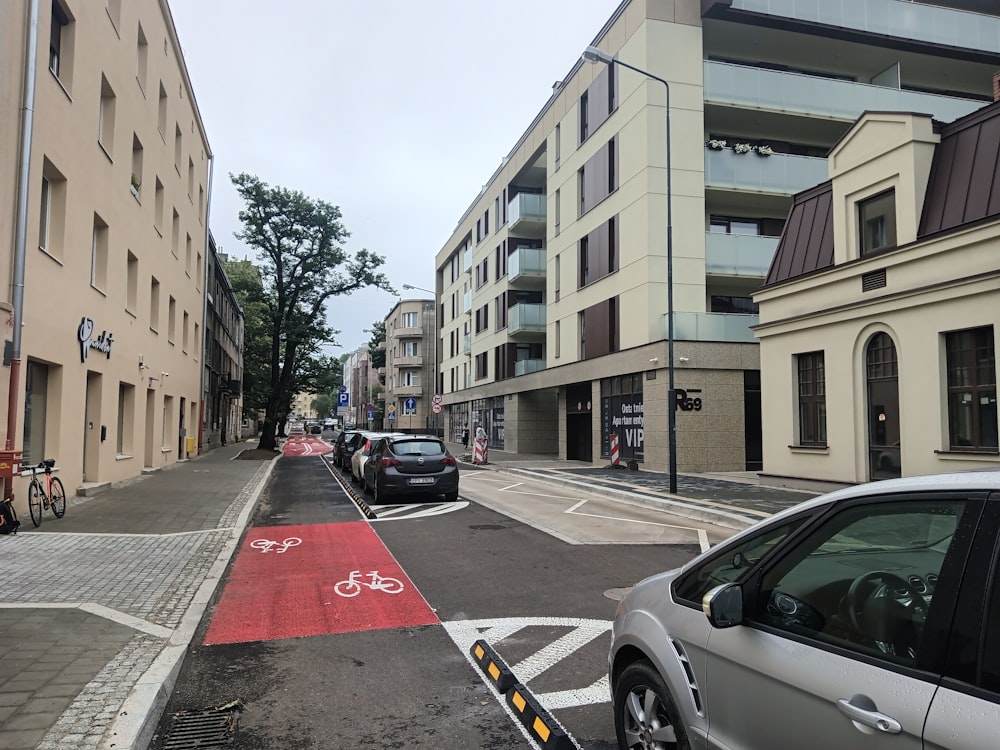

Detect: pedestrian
[475, 423, 487, 442]
[461, 425, 469, 450]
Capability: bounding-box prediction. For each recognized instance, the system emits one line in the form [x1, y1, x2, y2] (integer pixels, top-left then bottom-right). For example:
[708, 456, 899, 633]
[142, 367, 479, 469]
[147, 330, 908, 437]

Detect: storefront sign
[675, 388, 703, 412]
[78, 317, 114, 363]
[602, 394, 644, 460]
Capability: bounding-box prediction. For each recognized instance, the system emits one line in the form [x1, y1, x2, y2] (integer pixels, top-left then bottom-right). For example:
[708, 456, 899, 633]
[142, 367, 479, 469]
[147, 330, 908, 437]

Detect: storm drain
[161, 701, 243, 749]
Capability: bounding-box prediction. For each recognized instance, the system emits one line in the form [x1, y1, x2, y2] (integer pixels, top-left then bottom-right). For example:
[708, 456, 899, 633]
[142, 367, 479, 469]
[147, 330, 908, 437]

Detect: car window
[674, 519, 804, 604]
[391, 440, 445, 456]
[751, 499, 968, 667]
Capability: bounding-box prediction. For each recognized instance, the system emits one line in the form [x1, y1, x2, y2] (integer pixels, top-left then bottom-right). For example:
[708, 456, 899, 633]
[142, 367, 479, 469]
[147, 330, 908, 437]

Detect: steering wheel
[846, 571, 926, 657]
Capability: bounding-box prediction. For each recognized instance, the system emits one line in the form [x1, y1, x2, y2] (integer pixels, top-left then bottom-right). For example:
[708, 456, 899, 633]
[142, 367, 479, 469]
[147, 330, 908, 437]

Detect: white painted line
[509, 623, 610, 682]
[537, 675, 611, 709]
[0, 601, 172, 639]
[698, 529, 710, 552]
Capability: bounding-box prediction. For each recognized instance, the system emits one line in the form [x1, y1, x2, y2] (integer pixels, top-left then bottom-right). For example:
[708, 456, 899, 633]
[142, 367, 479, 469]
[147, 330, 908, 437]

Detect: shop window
[23, 361, 50, 466]
[117, 382, 135, 455]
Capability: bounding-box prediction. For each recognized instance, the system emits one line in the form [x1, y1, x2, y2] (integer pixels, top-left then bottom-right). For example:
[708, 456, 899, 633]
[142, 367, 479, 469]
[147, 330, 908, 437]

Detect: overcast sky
[167, 1, 617, 358]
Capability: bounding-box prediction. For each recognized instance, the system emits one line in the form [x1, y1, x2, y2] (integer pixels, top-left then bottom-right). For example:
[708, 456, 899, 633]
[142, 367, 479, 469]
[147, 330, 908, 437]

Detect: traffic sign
[432, 394, 443, 405]
[387, 404, 397, 416]
[432, 403, 442, 414]
[339, 385, 347, 393]
[404, 397, 416, 415]
[337, 391, 350, 407]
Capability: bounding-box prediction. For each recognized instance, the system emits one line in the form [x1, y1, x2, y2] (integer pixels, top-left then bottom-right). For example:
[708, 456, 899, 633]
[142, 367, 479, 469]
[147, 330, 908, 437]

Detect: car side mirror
[702, 583, 744, 628]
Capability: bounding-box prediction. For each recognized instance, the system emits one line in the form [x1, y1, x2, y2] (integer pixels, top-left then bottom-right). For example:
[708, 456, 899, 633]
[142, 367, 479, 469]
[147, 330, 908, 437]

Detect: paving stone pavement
[0, 441, 275, 750]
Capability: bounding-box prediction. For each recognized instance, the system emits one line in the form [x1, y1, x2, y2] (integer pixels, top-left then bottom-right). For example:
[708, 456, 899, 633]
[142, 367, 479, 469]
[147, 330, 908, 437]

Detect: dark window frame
[859, 189, 897, 256]
[797, 351, 826, 446]
[946, 326, 998, 450]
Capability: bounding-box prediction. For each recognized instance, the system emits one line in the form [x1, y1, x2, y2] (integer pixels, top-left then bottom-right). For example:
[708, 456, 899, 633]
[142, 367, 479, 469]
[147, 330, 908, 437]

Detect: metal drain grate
[161, 704, 242, 749]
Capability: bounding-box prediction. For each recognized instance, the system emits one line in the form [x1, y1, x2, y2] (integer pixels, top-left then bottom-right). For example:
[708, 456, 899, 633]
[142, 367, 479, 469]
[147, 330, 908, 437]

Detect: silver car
[609, 470, 1000, 750]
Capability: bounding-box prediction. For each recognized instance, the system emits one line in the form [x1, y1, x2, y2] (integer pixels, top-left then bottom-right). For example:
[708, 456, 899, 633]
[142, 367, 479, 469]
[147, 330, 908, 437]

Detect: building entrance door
[866, 332, 901, 479]
[83, 371, 102, 482]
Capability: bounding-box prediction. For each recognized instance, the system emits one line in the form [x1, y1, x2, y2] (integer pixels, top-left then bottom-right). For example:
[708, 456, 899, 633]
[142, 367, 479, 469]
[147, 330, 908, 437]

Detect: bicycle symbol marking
[249, 537, 302, 554]
[334, 570, 404, 598]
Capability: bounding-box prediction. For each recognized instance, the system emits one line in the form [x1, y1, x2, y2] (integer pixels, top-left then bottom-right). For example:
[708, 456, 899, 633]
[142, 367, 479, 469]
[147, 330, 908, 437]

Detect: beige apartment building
[0, 0, 211, 509]
[434, 0, 1000, 472]
[383, 297, 439, 435]
[755, 97, 1000, 488]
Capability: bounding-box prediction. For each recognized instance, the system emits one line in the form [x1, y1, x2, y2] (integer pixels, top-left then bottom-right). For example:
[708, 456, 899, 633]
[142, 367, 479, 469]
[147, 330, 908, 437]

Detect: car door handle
[837, 696, 902, 734]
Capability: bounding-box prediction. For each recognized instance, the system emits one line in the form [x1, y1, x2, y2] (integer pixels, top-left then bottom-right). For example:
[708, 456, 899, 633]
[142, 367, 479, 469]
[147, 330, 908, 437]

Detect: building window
[136, 22, 148, 91]
[126, 251, 138, 314]
[554, 188, 561, 235]
[187, 157, 194, 200]
[402, 370, 418, 387]
[131, 134, 143, 198]
[168, 295, 176, 342]
[402, 311, 418, 328]
[150, 277, 160, 331]
[38, 158, 67, 257]
[91, 213, 108, 290]
[710, 216, 761, 235]
[555, 320, 561, 359]
[49, 1, 72, 83]
[797, 351, 827, 445]
[182, 310, 189, 352]
[185, 233, 192, 274]
[859, 189, 896, 256]
[23, 361, 50, 466]
[154, 177, 164, 235]
[946, 326, 998, 450]
[554, 254, 560, 301]
[106, 0, 122, 29]
[157, 82, 167, 138]
[117, 382, 134, 455]
[174, 123, 182, 174]
[579, 236, 589, 287]
[554, 123, 561, 167]
[99, 75, 116, 155]
[711, 296, 759, 314]
[402, 340, 417, 357]
[171, 209, 180, 257]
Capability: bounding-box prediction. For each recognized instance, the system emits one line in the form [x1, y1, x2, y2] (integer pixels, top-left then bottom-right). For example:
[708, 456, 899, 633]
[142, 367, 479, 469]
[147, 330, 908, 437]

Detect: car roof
[765, 468, 1000, 525]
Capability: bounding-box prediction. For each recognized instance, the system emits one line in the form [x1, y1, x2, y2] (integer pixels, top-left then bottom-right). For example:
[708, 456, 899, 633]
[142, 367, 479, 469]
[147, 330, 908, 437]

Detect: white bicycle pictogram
[334, 569, 404, 598]
[250, 537, 302, 554]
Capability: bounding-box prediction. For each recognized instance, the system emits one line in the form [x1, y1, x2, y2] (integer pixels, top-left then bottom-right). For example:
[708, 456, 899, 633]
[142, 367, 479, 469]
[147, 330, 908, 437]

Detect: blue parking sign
[338, 391, 349, 407]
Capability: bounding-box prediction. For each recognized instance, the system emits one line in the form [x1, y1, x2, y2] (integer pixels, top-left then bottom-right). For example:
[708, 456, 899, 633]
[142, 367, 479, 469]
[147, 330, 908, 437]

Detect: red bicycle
[28, 459, 66, 527]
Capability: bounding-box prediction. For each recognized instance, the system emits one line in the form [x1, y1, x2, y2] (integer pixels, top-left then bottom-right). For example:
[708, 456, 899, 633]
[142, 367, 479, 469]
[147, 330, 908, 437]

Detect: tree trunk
[257, 419, 277, 451]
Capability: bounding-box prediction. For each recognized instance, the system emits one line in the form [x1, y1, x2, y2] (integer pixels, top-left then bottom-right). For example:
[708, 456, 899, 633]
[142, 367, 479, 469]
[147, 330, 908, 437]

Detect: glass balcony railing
[509, 247, 546, 281]
[463, 246, 472, 273]
[666, 311, 760, 343]
[508, 303, 546, 334]
[730, 0, 1000, 55]
[704, 60, 986, 123]
[508, 193, 547, 228]
[705, 232, 779, 277]
[514, 358, 546, 376]
[463, 289, 472, 313]
[705, 148, 827, 195]
[462, 333, 471, 355]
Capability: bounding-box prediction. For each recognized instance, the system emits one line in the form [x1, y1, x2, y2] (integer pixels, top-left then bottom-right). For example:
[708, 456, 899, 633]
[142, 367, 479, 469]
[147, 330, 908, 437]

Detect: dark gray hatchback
[361, 435, 459, 504]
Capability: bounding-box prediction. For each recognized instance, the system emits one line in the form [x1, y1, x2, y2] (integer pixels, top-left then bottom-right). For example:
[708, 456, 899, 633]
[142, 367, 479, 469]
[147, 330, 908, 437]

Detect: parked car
[608, 470, 1000, 750]
[287, 421, 305, 436]
[349, 432, 397, 485]
[362, 435, 459, 504]
[308, 422, 322, 435]
[332, 430, 364, 471]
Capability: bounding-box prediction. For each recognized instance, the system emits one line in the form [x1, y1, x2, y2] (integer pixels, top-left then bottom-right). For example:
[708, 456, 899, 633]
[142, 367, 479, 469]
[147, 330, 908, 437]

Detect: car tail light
[381, 457, 401, 468]
[440, 456, 457, 466]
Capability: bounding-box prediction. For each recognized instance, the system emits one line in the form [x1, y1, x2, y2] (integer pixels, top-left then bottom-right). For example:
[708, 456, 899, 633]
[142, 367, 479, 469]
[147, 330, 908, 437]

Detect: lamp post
[401, 283, 438, 437]
[582, 45, 677, 493]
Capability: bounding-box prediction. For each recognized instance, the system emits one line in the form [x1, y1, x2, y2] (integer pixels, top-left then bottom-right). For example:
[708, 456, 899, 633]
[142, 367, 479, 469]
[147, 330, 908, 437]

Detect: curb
[100, 456, 279, 750]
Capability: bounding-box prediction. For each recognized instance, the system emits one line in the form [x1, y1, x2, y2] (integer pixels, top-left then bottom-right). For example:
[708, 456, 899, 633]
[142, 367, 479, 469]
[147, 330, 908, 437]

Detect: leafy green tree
[221, 258, 270, 425]
[367, 321, 386, 369]
[231, 172, 394, 449]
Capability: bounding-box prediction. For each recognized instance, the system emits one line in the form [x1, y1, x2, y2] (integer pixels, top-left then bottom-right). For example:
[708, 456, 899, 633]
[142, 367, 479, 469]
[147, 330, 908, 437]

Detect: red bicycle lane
[281, 435, 331, 456]
[203, 521, 439, 645]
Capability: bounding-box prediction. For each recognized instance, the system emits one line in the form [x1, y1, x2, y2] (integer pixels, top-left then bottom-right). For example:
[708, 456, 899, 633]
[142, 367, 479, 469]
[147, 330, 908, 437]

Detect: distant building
[383, 297, 439, 435]
[203, 236, 244, 448]
[0, 0, 212, 505]
[756, 95, 1000, 487]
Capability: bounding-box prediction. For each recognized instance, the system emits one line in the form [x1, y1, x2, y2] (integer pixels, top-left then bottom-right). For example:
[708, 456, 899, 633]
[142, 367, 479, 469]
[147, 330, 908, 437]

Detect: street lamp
[401, 283, 439, 436]
[582, 45, 677, 493]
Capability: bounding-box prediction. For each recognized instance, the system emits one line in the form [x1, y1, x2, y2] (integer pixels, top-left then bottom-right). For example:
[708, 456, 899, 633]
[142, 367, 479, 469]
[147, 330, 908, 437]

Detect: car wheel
[613, 661, 690, 750]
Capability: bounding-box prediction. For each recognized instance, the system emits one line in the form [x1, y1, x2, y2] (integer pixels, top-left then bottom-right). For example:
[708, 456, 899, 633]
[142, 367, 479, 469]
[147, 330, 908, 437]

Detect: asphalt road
[146, 450, 705, 749]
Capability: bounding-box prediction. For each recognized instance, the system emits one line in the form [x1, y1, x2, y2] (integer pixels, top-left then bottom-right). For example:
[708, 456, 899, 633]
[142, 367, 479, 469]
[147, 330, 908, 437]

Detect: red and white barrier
[473, 439, 488, 465]
[610, 433, 620, 465]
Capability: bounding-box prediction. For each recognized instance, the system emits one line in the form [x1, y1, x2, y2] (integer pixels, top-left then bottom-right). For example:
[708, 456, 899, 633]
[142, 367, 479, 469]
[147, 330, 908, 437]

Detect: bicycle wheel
[49, 477, 66, 518]
[28, 481, 43, 527]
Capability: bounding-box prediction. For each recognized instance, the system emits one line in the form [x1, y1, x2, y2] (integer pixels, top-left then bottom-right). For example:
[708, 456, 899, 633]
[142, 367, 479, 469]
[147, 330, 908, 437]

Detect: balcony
[705, 232, 779, 278]
[666, 311, 759, 343]
[392, 384, 422, 397]
[463, 245, 472, 273]
[705, 148, 827, 196]
[392, 326, 421, 339]
[508, 246, 546, 288]
[393, 355, 421, 368]
[508, 193, 546, 237]
[729, 0, 1000, 55]
[704, 60, 986, 124]
[463, 289, 472, 314]
[462, 333, 471, 355]
[508, 302, 546, 337]
[514, 358, 546, 376]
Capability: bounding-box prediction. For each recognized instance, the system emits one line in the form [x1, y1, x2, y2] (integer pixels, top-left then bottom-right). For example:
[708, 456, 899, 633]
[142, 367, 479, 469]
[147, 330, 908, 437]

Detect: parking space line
[565, 500, 711, 552]
[536, 675, 610, 709]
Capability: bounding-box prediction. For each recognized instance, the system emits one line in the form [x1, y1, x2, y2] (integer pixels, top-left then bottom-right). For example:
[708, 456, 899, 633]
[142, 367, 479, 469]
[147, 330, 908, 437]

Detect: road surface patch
[203, 522, 438, 645]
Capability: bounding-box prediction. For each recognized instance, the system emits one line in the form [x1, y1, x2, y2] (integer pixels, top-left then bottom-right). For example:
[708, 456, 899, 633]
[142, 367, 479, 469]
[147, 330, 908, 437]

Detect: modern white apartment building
[0, 0, 211, 508]
[434, 0, 1000, 472]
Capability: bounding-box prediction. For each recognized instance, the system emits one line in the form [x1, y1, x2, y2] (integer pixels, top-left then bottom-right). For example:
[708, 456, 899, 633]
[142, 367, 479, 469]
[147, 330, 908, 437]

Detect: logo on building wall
[675, 388, 703, 411]
[78, 317, 114, 363]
